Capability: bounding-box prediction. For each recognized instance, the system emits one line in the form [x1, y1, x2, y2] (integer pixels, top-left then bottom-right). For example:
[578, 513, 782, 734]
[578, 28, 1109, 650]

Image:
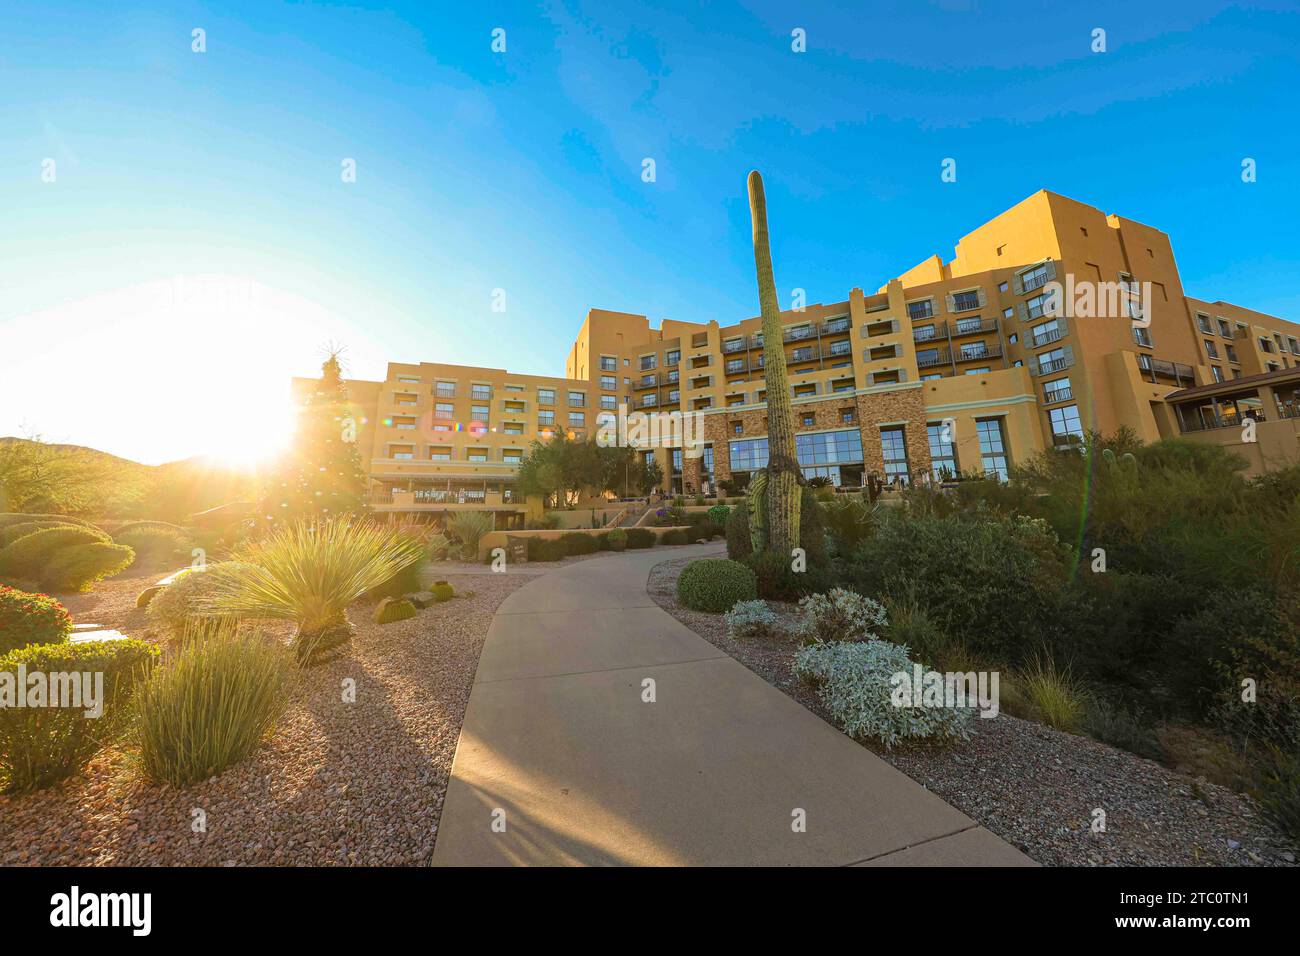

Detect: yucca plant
[445, 510, 495, 560]
[135, 619, 289, 787]
[206, 519, 426, 664]
[1015, 653, 1086, 732]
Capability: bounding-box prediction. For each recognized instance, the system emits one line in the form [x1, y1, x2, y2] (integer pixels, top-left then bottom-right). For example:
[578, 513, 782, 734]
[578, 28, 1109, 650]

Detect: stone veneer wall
[703, 385, 932, 486]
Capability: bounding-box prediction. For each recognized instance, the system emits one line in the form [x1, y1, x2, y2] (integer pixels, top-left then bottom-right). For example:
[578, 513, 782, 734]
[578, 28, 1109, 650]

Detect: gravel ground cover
[0, 568, 539, 866]
[648, 556, 1298, 867]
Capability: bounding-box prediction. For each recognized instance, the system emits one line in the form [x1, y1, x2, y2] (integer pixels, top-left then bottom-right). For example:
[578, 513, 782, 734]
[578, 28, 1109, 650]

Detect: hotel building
[295, 190, 1300, 525]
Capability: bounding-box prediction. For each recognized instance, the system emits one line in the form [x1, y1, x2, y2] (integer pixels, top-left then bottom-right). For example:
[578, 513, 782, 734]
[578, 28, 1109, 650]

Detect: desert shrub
[526, 537, 567, 561]
[0, 520, 79, 549]
[723, 599, 780, 639]
[134, 622, 287, 787]
[446, 511, 495, 560]
[1258, 747, 1300, 842]
[364, 557, 426, 601]
[821, 497, 879, 557]
[1081, 698, 1164, 760]
[661, 529, 689, 545]
[431, 581, 454, 602]
[799, 588, 887, 644]
[527, 513, 563, 530]
[425, 531, 452, 561]
[845, 511, 1069, 662]
[0, 525, 110, 578]
[1013, 654, 1086, 733]
[683, 522, 708, 543]
[742, 550, 835, 601]
[799, 486, 828, 567]
[675, 558, 757, 613]
[605, 528, 627, 552]
[146, 566, 238, 637]
[881, 596, 950, 667]
[135, 585, 163, 608]
[559, 532, 599, 555]
[625, 528, 656, 549]
[0, 639, 160, 792]
[0, 513, 99, 531]
[793, 640, 970, 749]
[1156, 723, 1254, 790]
[209, 519, 426, 666]
[707, 504, 731, 526]
[374, 596, 418, 624]
[0, 585, 72, 654]
[725, 506, 751, 561]
[40, 542, 135, 592]
[114, 525, 190, 563]
[111, 520, 187, 537]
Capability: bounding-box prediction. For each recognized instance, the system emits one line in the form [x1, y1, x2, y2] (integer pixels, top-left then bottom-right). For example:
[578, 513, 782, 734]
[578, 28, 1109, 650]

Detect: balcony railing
[955, 344, 1001, 362]
[914, 324, 943, 342]
[951, 318, 999, 337]
[783, 326, 815, 343]
[1043, 386, 1073, 404]
[1034, 356, 1073, 376]
[722, 339, 746, 353]
[1032, 327, 1065, 347]
[635, 375, 658, 389]
[823, 318, 851, 334]
[915, 348, 950, 369]
[640, 395, 658, 407]
[790, 346, 819, 363]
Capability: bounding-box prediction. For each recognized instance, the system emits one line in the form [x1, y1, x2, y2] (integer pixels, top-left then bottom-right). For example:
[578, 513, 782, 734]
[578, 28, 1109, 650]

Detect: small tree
[259, 352, 370, 526]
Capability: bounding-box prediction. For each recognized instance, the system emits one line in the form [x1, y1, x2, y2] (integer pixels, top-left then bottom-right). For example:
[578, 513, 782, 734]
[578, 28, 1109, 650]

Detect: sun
[204, 399, 295, 469]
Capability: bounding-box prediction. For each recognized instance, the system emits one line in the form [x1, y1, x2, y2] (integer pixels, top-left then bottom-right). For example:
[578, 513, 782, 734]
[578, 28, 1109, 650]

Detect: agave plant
[205, 519, 426, 664]
[445, 510, 495, 560]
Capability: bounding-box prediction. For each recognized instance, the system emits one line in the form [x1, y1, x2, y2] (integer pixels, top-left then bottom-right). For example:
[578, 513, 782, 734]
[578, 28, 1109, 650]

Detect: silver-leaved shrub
[793, 639, 971, 748]
[723, 599, 779, 639]
[798, 587, 887, 643]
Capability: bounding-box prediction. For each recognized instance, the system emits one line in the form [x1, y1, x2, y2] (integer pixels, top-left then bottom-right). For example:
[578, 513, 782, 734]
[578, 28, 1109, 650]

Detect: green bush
[41, 543, 136, 592]
[559, 532, 599, 555]
[675, 558, 757, 613]
[1258, 746, 1300, 843]
[743, 550, 835, 601]
[425, 531, 452, 561]
[605, 528, 627, 552]
[821, 497, 879, 557]
[0, 585, 73, 654]
[625, 528, 656, 549]
[799, 486, 828, 567]
[111, 520, 187, 537]
[725, 506, 752, 561]
[446, 511, 496, 560]
[882, 597, 950, 667]
[661, 529, 689, 545]
[0, 513, 99, 531]
[374, 596, 418, 624]
[0, 520, 80, 549]
[134, 623, 287, 787]
[146, 565, 238, 638]
[431, 581, 454, 602]
[1012, 655, 1086, 732]
[0, 638, 160, 792]
[0, 525, 110, 579]
[707, 504, 732, 526]
[115, 525, 190, 563]
[527, 537, 567, 561]
[364, 558, 426, 600]
[1081, 698, 1164, 760]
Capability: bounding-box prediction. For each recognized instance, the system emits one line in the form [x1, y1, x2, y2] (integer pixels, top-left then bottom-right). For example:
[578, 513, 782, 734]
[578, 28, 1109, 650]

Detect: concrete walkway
[432, 544, 1034, 866]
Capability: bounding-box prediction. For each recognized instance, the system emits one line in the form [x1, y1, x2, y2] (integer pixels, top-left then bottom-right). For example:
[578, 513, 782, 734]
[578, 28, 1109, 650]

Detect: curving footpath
[432, 544, 1035, 866]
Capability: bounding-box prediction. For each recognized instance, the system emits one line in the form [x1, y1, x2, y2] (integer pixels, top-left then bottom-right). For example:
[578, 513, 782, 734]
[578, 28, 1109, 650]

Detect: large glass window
[729, 438, 769, 473]
[907, 299, 934, 320]
[927, 423, 958, 480]
[1047, 404, 1084, 447]
[795, 429, 863, 466]
[880, 428, 910, 485]
[975, 418, 1009, 480]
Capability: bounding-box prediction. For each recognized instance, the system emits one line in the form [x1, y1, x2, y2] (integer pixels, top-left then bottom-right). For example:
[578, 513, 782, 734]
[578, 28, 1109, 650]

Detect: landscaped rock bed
[0, 570, 533, 866]
[648, 556, 1298, 868]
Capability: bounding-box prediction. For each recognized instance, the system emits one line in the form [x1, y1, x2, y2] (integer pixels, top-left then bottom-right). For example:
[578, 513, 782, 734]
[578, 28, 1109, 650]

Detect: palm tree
[746, 170, 801, 556]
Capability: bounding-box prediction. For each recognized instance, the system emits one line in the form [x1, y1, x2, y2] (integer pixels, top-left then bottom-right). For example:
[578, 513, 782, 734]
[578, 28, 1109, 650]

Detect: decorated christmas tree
[259, 351, 371, 526]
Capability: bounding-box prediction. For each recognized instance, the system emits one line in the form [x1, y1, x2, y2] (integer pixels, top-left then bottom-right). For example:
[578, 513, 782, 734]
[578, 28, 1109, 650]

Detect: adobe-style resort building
[292, 190, 1300, 526]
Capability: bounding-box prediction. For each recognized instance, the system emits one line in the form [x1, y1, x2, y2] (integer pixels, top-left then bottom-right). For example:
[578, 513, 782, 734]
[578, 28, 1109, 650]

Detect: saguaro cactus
[746, 170, 801, 557]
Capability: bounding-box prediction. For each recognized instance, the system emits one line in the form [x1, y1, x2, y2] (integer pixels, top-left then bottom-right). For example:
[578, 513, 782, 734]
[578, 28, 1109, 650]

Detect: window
[433, 424, 449, 432]
[391, 445, 414, 461]
[726, 359, 745, 374]
[1043, 376, 1072, 403]
[391, 417, 416, 430]
[538, 410, 555, 426]
[503, 449, 523, 464]
[960, 341, 989, 360]
[1205, 339, 1219, 359]
[963, 367, 990, 375]
[467, 449, 488, 463]
[1260, 336, 1276, 354]
[640, 354, 658, 371]
[1008, 332, 1018, 344]
[927, 423, 958, 480]
[538, 388, 555, 405]
[841, 409, 856, 423]
[434, 403, 454, 420]
[1132, 326, 1152, 348]
[916, 347, 940, 367]
[907, 299, 934, 320]
[600, 356, 617, 372]
[504, 423, 524, 435]
[430, 450, 451, 462]
[975, 418, 1010, 480]
[1226, 345, 1238, 364]
[600, 376, 616, 390]
[471, 405, 489, 422]
[1196, 313, 1212, 334]
[1037, 347, 1068, 373]
[914, 323, 937, 341]
[921, 372, 942, 381]
[1031, 318, 1061, 347]
[732, 422, 743, 435]
[397, 375, 420, 384]
[952, 290, 980, 311]
[471, 384, 491, 401]
[801, 414, 815, 427]
[796, 430, 864, 481]
[1002, 307, 1014, 319]
[671, 449, 683, 473]
[729, 438, 769, 473]
[880, 428, 910, 486]
[666, 349, 680, 366]
[1020, 263, 1051, 292]
[436, 382, 456, 398]
[1025, 292, 1053, 320]
[955, 317, 983, 334]
[998, 281, 1009, 293]
[601, 395, 617, 410]
[702, 445, 714, 479]
[666, 389, 680, 403]
[568, 391, 586, 407]
[1217, 318, 1232, 338]
[1048, 405, 1084, 447]
[1211, 365, 1224, 382]
[568, 412, 585, 427]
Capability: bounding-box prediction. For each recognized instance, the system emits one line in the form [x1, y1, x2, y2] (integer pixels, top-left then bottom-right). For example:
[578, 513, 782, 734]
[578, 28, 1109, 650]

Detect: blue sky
[2, 0, 1298, 463]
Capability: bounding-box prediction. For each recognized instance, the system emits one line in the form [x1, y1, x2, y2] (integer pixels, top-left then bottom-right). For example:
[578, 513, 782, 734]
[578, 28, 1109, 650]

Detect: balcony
[951, 318, 1000, 337]
[634, 374, 658, 389]
[1043, 386, 1073, 404]
[1032, 327, 1065, 348]
[722, 339, 747, 353]
[789, 346, 820, 363]
[640, 394, 659, 408]
[827, 341, 852, 357]
[783, 326, 816, 343]
[724, 359, 748, 375]
[1034, 356, 1073, 377]
[822, 317, 851, 335]
[915, 348, 950, 369]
